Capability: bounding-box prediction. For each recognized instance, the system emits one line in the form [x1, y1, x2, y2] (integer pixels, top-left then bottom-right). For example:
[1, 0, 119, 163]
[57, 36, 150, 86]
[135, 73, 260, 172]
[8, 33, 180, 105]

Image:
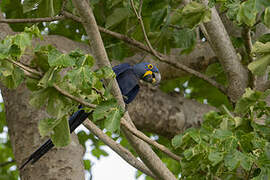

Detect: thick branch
[121, 120, 181, 161]
[83, 119, 156, 179]
[201, 0, 248, 101]
[71, 0, 177, 179]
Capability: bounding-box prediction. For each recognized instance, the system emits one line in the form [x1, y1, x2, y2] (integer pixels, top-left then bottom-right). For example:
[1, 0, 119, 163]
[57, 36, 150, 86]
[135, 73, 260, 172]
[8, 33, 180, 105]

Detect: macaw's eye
[148, 64, 153, 69]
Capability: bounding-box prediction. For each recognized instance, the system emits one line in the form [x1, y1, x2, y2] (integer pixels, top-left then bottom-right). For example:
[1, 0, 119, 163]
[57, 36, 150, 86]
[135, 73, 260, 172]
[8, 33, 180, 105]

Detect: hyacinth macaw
[20, 62, 161, 169]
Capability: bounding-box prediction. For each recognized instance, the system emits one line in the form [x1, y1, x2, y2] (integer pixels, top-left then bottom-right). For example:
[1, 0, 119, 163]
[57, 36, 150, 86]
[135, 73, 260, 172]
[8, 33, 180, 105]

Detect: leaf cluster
[0, 26, 124, 148]
[172, 88, 270, 179]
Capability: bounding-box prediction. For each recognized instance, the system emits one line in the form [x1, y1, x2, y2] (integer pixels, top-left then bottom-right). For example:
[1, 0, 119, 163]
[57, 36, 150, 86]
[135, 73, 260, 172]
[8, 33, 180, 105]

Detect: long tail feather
[19, 110, 90, 169]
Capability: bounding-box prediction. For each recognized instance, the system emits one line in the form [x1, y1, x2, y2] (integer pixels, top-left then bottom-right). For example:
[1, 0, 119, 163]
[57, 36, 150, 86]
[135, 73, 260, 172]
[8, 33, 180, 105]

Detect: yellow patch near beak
[143, 70, 153, 77]
[152, 78, 156, 83]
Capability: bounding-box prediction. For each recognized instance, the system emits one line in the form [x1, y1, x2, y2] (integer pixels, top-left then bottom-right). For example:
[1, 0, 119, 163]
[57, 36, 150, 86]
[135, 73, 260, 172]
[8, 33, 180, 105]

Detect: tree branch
[83, 119, 156, 179]
[71, 0, 177, 179]
[0, 11, 226, 94]
[130, 0, 162, 60]
[3, 58, 97, 109]
[0, 16, 65, 23]
[200, 0, 248, 101]
[121, 120, 181, 161]
[0, 160, 15, 167]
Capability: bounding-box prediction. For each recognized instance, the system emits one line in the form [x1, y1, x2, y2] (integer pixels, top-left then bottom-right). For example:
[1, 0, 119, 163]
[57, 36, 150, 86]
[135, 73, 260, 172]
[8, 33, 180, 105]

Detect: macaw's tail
[19, 110, 90, 170]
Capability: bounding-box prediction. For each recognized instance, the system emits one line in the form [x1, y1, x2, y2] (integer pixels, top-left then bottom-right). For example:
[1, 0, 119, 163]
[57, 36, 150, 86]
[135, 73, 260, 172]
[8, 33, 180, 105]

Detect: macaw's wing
[115, 68, 140, 104]
[19, 110, 90, 169]
[112, 63, 132, 76]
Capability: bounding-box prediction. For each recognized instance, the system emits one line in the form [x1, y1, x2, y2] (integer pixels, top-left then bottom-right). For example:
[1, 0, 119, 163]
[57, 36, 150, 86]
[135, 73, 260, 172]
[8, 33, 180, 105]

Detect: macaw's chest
[115, 69, 140, 104]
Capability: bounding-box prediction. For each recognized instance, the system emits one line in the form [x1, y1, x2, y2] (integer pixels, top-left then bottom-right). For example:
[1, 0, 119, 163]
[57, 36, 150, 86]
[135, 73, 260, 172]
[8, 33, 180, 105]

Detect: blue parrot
[19, 62, 161, 169]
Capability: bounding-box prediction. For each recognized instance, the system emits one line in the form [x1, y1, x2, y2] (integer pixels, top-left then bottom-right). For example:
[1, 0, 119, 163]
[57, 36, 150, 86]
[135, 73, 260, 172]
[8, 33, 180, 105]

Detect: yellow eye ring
[148, 64, 153, 69]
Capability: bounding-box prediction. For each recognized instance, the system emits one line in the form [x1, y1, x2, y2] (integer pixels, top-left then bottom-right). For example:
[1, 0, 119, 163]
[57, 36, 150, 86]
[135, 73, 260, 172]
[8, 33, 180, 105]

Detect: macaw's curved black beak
[142, 71, 161, 86]
[152, 72, 161, 86]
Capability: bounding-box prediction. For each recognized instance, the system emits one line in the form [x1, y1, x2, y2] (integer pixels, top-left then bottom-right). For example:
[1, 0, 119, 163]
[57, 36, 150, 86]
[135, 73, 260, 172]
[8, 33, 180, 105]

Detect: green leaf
[51, 117, 70, 147]
[105, 8, 130, 28]
[172, 134, 183, 149]
[237, 0, 257, 26]
[22, 0, 43, 13]
[251, 41, 270, 55]
[264, 7, 270, 28]
[83, 160, 91, 171]
[248, 54, 270, 76]
[235, 88, 262, 114]
[258, 33, 270, 43]
[38, 67, 59, 88]
[93, 99, 118, 121]
[208, 151, 224, 166]
[48, 48, 75, 67]
[0, 64, 24, 89]
[173, 28, 196, 54]
[151, 8, 167, 30]
[38, 117, 62, 137]
[8, 44, 21, 57]
[12, 32, 31, 52]
[104, 108, 122, 133]
[179, 2, 211, 28]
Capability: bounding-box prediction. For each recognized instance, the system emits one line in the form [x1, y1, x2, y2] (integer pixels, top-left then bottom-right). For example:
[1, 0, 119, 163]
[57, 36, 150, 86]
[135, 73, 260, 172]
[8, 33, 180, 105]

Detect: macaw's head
[133, 62, 161, 85]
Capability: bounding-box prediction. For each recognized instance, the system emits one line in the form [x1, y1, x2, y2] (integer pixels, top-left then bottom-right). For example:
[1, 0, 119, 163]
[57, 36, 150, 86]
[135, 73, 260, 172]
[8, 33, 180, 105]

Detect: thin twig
[0, 16, 65, 23]
[130, 0, 163, 60]
[53, 84, 96, 109]
[5, 58, 43, 77]
[83, 119, 156, 179]
[0, 160, 15, 167]
[121, 120, 181, 161]
[242, 27, 253, 57]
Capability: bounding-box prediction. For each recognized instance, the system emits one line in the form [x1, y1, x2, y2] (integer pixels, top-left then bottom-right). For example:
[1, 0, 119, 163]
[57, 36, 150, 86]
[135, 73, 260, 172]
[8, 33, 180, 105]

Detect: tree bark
[0, 12, 85, 180]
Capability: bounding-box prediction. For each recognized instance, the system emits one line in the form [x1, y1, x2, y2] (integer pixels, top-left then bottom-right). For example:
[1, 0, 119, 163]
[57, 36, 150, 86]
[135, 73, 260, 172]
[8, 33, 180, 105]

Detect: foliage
[172, 88, 270, 179]
[0, 102, 19, 180]
[0, 26, 124, 148]
[0, 0, 270, 180]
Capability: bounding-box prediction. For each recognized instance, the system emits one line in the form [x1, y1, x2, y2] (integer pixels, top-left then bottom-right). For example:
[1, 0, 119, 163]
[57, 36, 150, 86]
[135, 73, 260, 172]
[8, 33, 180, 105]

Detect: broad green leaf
[173, 28, 196, 54]
[51, 117, 70, 147]
[105, 8, 130, 28]
[104, 108, 122, 133]
[208, 151, 223, 166]
[84, 160, 91, 171]
[258, 33, 270, 43]
[48, 48, 75, 67]
[237, 0, 257, 26]
[172, 134, 183, 149]
[91, 148, 109, 159]
[179, 2, 211, 28]
[251, 41, 270, 55]
[248, 54, 270, 76]
[0, 42, 10, 59]
[38, 67, 59, 88]
[93, 99, 118, 121]
[29, 88, 51, 108]
[8, 44, 21, 57]
[264, 7, 270, 28]
[22, 0, 43, 13]
[95, 66, 116, 79]
[12, 32, 31, 52]
[0, 64, 24, 89]
[26, 78, 41, 91]
[38, 117, 62, 137]
[235, 88, 261, 114]
[151, 8, 167, 30]
[69, 50, 95, 67]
